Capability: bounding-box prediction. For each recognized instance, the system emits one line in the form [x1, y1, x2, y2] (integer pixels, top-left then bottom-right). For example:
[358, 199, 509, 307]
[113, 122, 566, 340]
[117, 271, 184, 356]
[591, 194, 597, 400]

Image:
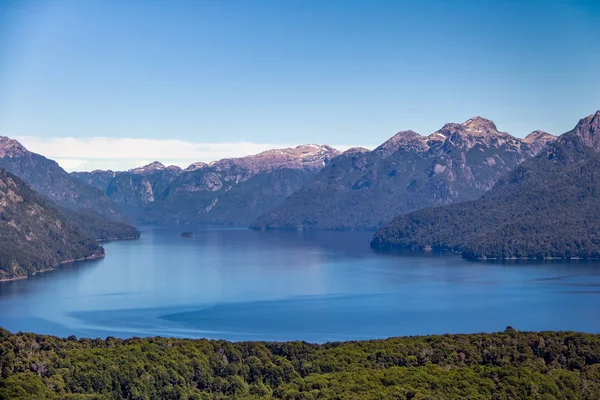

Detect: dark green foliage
[372, 129, 600, 260]
[0, 169, 105, 280]
[2, 328, 600, 399]
[67, 208, 140, 242]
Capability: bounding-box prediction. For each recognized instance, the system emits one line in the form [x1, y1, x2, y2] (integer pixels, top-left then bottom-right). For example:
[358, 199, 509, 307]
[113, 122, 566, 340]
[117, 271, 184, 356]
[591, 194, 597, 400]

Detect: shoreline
[97, 235, 140, 243]
[372, 244, 600, 261]
[0, 233, 141, 283]
[0, 252, 105, 283]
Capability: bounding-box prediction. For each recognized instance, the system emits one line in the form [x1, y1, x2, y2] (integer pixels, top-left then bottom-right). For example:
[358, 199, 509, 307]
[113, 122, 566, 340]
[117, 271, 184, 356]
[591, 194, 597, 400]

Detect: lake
[1, 226, 599, 342]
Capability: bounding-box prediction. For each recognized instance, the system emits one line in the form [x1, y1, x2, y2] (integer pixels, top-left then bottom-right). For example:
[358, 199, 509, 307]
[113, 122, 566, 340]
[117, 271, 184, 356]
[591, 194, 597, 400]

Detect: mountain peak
[0, 136, 28, 158]
[293, 144, 338, 157]
[461, 116, 499, 134]
[574, 109, 600, 135]
[131, 161, 166, 174]
[342, 147, 370, 155]
[523, 130, 555, 143]
[523, 130, 557, 155]
[561, 110, 600, 152]
[375, 130, 428, 157]
[185, 162, 208, 172]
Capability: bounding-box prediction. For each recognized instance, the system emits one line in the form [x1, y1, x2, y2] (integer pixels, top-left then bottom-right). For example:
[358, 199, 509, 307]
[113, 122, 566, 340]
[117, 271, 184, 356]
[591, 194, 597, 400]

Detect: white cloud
[53, 158, 91, 171]
[14, 136, 372, 172]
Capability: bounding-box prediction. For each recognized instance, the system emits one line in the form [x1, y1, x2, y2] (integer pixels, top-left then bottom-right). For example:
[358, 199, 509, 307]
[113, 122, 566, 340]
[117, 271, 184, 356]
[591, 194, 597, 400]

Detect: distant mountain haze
[252, 117, 556, 230]
[371, 110, 600, 260]
[71, 145, 340, 225]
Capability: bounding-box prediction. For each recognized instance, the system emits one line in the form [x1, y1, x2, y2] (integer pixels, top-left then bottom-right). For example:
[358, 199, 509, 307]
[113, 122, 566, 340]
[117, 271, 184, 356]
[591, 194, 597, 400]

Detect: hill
[0, 137, 125, 221]
[252, 117, 555, 230]
[0, 137, 140, 241]
[0, 169, 105, 281]
[371, 111, 600, 260]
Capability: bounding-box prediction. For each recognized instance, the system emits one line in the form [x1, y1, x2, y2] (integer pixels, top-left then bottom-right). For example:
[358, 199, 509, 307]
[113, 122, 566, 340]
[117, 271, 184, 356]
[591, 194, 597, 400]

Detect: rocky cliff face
[252, 117, 556, 230]
[556, 110, 600, 153]
[523, 130, 557, 155]
[0, 168, 104, 281]
[72, 145, 340, 225]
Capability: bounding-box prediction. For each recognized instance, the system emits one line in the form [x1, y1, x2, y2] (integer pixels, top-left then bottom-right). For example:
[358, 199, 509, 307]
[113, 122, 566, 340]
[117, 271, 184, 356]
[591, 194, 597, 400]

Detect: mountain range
[252, 117, 556, 230]
[69, 117, 557, 230]
[3, 111, 599, 277]
[71, 145, 340, 225]
[371, 110, 600, 260]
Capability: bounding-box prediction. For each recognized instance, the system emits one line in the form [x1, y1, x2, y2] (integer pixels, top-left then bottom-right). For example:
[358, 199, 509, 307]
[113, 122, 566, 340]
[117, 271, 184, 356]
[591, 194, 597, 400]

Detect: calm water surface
[1, 227, 599, 342]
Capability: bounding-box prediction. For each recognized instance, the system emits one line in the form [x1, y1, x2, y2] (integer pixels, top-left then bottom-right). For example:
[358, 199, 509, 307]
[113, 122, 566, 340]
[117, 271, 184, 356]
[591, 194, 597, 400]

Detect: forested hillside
[0, 137, 140, 241]
[0, 137, 126, 222]
[1, 328, 600, 399]
[371, 111, 600, 260]
[0, 169, 105, 281]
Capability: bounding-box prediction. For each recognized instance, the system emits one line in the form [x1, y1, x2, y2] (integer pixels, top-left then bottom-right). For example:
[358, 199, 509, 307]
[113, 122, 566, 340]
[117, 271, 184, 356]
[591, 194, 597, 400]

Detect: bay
[1, 226, 599, 342]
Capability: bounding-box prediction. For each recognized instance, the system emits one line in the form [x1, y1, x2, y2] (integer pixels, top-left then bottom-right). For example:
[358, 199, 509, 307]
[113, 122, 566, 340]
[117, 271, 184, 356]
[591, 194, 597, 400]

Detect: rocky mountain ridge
[371, 110, 600, 259]
[71, 144, 340, 225]
[252, 117, 556, 230]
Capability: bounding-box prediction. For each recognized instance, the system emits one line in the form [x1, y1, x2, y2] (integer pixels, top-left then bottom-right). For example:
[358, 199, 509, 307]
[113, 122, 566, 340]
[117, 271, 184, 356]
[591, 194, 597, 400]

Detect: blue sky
[0, 0, 599, 170]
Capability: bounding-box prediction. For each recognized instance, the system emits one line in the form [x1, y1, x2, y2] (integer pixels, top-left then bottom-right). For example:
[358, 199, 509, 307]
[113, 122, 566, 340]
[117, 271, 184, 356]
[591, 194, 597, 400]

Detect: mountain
[523, 130, 557, 155]
[0, 137, 140, 240]
[252, 117, 556, 230]
[0, 137, 125, 221]
[71, 145, 340, 225]
[0, 168, 105, 281]
[371, 110, 600, 260]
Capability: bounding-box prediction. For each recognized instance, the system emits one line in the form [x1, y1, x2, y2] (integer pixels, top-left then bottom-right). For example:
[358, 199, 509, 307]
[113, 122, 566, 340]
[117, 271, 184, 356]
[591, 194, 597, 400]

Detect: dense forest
[1, 328, 600, 399]
[0, 168, 138, 280]
[372, 113, 600, 260]
[66, 208, 140, 242]
[0, 169, 106, 280]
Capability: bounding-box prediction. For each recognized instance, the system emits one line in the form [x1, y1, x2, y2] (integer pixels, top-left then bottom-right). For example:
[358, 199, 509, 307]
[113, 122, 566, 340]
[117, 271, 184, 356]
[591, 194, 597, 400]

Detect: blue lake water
[1, 226, 600, 342]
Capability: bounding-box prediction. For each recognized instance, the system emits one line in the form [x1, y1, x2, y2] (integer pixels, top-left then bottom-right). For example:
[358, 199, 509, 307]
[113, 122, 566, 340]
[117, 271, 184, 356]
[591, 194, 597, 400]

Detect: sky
[0, 0, 599, 171]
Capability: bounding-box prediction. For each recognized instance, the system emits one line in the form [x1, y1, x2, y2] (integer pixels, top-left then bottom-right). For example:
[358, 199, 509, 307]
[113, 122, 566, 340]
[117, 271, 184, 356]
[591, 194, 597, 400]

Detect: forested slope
[1, 328, 600, 399]
[0, 169, 105, 281]
[372, 111, 600, 260]
[253, 118, 554, 231]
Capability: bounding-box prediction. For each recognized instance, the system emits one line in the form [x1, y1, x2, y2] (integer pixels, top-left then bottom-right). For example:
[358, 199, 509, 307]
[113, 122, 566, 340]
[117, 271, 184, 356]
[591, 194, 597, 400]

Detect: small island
[181, 232, 193, 237]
